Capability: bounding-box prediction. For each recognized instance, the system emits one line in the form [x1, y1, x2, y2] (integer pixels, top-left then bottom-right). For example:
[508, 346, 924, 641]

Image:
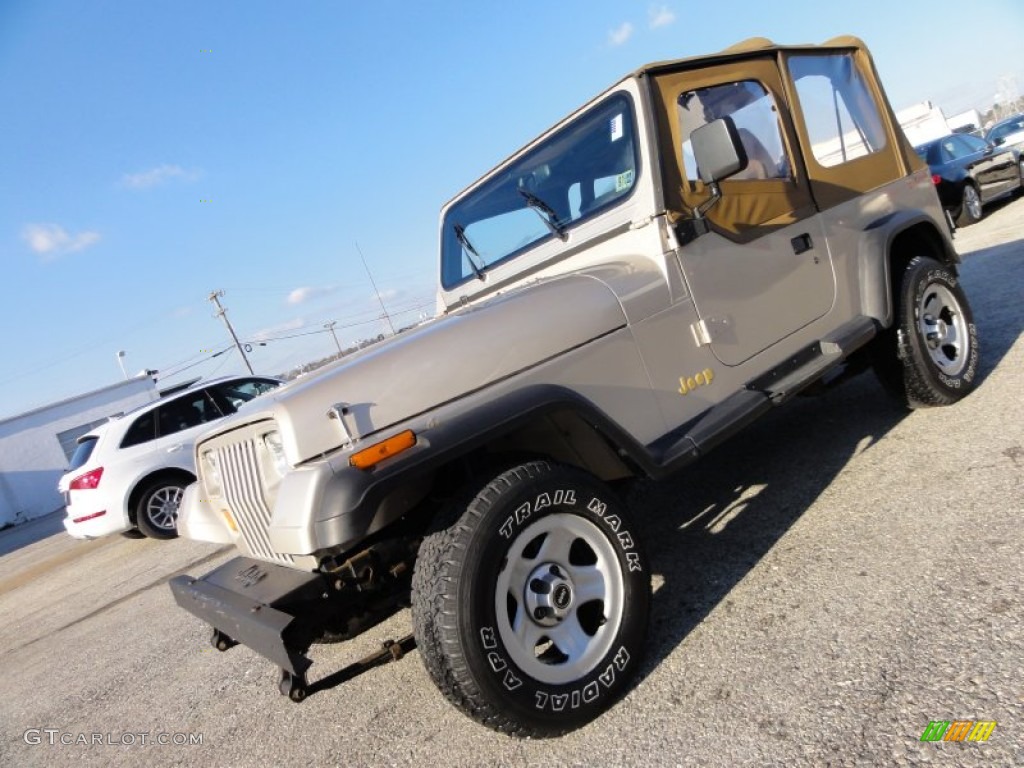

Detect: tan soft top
[629, 35, 871, 79]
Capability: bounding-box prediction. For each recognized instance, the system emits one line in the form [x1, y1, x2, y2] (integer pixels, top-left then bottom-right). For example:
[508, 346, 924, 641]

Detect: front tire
[872, 256, 979, 408]
[411, 461, 649, 737]
[955, 183, 982, 226]
[135, 480, 184, 539]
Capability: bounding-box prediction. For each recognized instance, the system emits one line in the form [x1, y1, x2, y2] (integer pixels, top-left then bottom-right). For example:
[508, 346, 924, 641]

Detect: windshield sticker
[610, 113, 624, 142]
[614, 169, 634, 192]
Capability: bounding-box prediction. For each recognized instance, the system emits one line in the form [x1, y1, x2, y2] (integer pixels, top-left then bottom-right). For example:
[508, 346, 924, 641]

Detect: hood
[223, 274, 627, 464]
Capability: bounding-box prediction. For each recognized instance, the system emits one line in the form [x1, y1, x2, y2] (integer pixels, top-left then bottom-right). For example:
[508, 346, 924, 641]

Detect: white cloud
[21, 223, 101, 260]
[253, 317, 306, 341]
[608, 22, 634, 47]
[286, 285, 337, 305]
[120, 164, 202, 189]
[649, 5, 676, 29]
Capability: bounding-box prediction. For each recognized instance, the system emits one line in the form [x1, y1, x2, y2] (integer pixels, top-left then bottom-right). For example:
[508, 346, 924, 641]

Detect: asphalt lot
[2, 199, 1022, 767]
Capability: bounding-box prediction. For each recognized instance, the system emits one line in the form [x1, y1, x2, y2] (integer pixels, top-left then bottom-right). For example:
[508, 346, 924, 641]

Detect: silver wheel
[495, 512, 624, 685]
[917, 282, 969, 376]
[962, 184, 981, 221]
[144, 485, 182, 531]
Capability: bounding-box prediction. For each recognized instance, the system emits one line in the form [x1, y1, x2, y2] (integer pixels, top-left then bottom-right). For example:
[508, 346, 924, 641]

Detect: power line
[355, 241, 396, 335]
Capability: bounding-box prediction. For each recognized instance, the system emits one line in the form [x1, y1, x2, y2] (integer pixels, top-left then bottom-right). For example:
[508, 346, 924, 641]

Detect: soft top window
[441, 93, 638, 290]
[788, 53, 888, 168]
[677, 80, 791, 183]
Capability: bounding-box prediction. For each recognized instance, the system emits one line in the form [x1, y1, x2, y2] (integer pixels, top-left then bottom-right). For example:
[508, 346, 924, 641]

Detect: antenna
[355, 241, 396, 335]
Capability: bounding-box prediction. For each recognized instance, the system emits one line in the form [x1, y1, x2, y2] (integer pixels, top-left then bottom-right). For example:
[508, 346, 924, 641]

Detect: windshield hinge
[691, 320, 712, 347]
[327, 403, 357, 447]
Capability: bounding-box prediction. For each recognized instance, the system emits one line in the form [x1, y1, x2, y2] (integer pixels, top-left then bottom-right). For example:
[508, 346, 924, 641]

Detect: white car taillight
[69, 467, 103, 490]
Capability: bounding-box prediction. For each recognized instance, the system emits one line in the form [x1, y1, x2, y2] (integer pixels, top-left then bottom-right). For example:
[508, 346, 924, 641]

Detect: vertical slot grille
[215, 440, 293, 565]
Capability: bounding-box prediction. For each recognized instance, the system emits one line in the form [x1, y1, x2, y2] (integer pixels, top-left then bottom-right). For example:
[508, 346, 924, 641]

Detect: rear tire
[955, 183, 982, 226]
[411, 460, 649, 737]
[872, 256, 979, 408]
[135, 480, 184, 539]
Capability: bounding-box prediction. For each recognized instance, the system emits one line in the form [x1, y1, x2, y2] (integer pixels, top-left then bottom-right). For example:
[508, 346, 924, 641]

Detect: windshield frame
[439, 91, 641, 291]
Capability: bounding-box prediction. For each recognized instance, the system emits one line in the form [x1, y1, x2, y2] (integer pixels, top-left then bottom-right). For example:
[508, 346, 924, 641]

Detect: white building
[896, 101, 950, 146]
[947, 109, 982, 135]
[0, 376, 158, 528]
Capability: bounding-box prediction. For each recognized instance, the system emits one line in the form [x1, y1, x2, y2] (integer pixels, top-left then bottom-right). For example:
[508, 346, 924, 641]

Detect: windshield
[988, 116, 1024, 142]
[440, 93, 638, 290]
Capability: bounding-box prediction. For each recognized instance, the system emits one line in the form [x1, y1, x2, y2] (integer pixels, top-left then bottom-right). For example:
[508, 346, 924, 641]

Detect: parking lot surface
[2, 199, 1022, 767]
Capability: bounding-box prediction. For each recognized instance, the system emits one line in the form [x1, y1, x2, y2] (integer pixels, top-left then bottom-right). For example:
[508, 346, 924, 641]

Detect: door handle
[791, 233, 814, 254]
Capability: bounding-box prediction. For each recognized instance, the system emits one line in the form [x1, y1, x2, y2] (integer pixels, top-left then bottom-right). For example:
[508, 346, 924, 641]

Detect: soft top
[628, 35, 870, 79]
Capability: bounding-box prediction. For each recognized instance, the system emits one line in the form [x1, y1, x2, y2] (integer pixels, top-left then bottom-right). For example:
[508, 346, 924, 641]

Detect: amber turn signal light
[349, 430, 416, 470]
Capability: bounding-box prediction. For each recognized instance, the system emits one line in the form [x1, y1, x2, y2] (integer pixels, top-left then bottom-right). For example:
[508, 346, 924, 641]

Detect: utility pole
[324, 320, 342, 354]
[355, 241, 396, 335]
[208, 289, 254, 374]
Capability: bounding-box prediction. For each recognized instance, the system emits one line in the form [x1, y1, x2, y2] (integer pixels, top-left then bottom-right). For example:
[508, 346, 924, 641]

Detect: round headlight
[263, 431, 289, 477]
[202, 450, 223, 496]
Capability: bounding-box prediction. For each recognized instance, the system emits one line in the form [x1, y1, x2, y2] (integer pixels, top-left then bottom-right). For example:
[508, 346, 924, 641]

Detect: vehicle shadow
[629, 373, 908, 682]
[627, 237, 1023, 691]
[957, 234, 1024, 383]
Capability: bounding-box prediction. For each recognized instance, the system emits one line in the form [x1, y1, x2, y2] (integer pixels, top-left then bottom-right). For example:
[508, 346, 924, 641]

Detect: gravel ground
[1, 198, 1021, 767]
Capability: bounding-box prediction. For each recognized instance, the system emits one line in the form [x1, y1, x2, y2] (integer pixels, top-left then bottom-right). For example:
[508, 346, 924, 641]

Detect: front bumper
[169, 556, 328, 675]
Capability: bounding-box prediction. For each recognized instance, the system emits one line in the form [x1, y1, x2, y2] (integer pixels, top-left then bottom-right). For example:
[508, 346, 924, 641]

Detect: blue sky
[2, 0, 1022, 419]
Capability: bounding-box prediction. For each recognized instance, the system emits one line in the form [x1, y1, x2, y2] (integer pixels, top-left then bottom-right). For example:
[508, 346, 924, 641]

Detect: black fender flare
[859, 208, 957, 328]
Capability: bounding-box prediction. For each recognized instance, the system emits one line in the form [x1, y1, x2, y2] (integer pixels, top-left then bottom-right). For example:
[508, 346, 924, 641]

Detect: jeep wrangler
[170, 36, 979, 737]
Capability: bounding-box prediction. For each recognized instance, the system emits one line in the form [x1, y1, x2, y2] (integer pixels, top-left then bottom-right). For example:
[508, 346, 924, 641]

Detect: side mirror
[993, 136, 1005, 146]
[692, 117, 747, 184]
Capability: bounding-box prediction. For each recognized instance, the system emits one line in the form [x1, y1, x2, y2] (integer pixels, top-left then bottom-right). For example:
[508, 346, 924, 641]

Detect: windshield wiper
[453, 223, 486, 281]
[518, 189, 568, 241]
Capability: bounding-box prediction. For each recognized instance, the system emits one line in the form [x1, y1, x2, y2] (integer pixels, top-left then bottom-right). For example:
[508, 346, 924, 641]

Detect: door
[652, 59, 835, 366]
[950, 134, 1017, 201]
[155, 389, 224, 457]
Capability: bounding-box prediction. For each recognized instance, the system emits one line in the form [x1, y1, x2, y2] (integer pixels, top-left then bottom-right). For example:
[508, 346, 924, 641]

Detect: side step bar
[649, 317, 878, 474]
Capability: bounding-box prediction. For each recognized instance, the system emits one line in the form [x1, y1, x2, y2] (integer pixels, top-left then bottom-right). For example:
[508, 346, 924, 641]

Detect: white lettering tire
[411, 460, 650, 736]
[872, 256, 979, 408]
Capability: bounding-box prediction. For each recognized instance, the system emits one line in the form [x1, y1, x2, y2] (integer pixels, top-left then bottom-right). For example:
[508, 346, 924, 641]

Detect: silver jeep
[170, 35, 978, 736]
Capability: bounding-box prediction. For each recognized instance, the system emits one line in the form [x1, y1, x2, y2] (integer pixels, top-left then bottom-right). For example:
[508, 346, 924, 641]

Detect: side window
[788, 54, 888, 167]
[210, 378, 278, 412]
[120, 411, 157, 448]
[954, 134, 986, 154]
[157, 392, 222, 438]
[677, 80, 790, 181]
[940, 138, 962, 161]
